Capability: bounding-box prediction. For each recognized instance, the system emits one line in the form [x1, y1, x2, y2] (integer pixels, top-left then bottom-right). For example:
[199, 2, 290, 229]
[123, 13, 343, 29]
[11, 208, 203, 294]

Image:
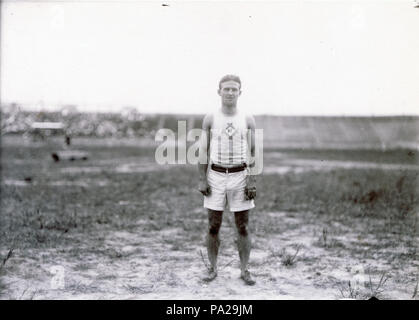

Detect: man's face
[218, 80, 241, 106]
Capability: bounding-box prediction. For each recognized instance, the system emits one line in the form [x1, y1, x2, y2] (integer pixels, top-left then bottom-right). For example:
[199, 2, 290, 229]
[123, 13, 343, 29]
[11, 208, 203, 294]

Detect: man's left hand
[244, 186, 257, 200]
[244, 174, 257, 200]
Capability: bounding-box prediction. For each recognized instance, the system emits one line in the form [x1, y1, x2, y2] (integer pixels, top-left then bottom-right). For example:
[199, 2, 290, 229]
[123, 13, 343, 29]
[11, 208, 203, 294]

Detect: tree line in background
[1, 103, 202, 138]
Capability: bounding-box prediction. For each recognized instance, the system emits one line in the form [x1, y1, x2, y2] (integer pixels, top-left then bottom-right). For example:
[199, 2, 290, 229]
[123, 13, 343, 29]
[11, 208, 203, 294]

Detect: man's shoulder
[245, 114, 256, 128]
[202, 113, 214, 130]
[244, 113, 255, 120]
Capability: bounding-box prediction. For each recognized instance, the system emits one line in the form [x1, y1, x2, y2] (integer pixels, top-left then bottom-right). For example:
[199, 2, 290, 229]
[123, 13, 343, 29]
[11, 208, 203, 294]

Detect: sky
[1, 0, 419, 115]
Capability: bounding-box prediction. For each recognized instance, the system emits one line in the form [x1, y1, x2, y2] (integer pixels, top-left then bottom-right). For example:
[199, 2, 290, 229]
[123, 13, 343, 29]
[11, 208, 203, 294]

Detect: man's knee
[209, 224, 221, 236]
[237, 223, 248, 237]
[234, 210, 249, 237]
[208, 209, 223, 236]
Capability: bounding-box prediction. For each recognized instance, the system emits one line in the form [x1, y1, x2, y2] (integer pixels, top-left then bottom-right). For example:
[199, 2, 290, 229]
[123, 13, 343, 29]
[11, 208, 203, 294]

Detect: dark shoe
[241, 270, 256, 286]
[203, 268, 217, 282]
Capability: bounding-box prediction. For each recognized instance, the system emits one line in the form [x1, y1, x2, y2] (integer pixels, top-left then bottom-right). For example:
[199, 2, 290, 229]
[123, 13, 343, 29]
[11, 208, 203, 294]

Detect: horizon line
[2, 101, 419, 118]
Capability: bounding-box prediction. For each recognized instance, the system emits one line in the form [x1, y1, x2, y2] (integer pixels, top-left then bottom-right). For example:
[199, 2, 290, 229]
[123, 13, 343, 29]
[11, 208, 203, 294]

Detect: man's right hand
[198, 179, 211, 196]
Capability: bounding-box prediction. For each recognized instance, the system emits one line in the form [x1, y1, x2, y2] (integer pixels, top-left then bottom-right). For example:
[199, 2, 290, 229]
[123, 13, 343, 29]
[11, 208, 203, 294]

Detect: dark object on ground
[24, 177, 32, 183]
[51, 150, 89, 162]
[2, 249, 13, 266]
[65, 135, 71, 146]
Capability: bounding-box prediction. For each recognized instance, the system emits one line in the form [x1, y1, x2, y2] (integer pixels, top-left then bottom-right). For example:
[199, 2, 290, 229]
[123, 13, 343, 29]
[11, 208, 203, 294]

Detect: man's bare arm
[245, 115, 257, 200]
[198, 114, 212, 196]
[246, 115, 256, 169]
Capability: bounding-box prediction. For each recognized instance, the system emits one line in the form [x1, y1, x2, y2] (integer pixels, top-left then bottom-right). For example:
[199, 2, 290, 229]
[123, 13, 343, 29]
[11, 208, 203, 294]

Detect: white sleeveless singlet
[209, 109, 249, 166]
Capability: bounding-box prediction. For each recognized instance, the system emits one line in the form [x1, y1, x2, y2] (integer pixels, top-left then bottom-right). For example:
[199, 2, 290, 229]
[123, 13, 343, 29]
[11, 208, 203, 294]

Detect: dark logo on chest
[225, 122, 237, 137]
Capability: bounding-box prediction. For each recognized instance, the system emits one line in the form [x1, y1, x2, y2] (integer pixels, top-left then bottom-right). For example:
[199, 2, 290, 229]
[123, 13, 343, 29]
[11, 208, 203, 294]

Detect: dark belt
[211, 163, 246, 173]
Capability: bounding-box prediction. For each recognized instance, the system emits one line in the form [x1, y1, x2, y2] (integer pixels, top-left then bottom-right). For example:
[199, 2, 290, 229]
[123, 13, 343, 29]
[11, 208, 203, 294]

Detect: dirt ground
[0, 136, 418, 300]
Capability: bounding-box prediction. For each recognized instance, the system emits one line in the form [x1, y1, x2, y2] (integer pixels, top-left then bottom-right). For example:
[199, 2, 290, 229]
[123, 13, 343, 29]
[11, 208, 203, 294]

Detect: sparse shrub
[281, 246, 301, 267]
[270, 245, 301, 267]
[338, 271, 390, 300]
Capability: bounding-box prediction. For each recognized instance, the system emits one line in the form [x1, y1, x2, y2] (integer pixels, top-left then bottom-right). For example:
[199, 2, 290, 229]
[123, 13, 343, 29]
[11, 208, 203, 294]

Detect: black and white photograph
[0, 0, 418, 301]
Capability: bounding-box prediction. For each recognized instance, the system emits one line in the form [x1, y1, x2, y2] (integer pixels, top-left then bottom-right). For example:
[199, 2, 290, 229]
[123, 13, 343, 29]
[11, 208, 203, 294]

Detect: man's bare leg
[204, 209, 223, 281]
[234, 210, 255, 285]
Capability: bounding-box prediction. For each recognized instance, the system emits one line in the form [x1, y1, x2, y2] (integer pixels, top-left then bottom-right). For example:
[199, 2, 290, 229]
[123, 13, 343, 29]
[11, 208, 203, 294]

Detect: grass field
[0, 136, 418, 299]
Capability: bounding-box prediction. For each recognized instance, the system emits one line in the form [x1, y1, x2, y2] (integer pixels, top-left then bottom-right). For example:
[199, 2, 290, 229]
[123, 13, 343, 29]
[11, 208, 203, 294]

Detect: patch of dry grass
[1, 136, 418, 298]
[338, 271, 390, 300]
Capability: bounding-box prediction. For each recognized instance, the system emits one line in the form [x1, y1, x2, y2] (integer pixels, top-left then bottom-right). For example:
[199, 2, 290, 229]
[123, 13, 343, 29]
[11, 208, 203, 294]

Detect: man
[198, 74, 258, 286]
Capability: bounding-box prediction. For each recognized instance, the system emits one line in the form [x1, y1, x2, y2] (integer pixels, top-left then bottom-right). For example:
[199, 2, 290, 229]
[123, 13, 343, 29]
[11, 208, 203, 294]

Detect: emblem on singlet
[225, 122, 237, 137]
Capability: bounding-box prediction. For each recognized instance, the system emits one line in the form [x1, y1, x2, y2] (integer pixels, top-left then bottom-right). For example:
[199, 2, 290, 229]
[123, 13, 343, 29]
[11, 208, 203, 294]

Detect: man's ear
[217, 89, 221, 96]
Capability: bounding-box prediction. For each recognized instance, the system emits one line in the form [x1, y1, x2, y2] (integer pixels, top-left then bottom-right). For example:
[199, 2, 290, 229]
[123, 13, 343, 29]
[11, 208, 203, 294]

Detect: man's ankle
[209, 266, 217, 273]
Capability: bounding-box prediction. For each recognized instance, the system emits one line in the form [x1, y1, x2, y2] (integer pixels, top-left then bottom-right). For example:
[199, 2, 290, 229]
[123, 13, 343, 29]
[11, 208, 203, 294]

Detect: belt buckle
[225, 167, 229, 174]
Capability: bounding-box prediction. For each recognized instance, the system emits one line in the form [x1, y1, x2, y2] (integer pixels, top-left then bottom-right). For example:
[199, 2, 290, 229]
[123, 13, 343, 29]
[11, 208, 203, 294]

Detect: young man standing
[198, 75, 257, 286]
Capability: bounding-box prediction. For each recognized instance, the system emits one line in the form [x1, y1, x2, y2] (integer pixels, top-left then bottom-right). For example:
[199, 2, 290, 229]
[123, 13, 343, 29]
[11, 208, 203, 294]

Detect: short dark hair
[219, 74, 241, 89]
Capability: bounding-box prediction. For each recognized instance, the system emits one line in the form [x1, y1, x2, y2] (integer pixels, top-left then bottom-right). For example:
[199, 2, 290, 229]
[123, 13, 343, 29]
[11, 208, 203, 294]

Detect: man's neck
[221, 104, 237, 116]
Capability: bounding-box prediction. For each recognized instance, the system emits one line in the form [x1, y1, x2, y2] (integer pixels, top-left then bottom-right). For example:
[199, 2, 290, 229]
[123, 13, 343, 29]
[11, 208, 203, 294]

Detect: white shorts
[203, 168, 255, 212]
